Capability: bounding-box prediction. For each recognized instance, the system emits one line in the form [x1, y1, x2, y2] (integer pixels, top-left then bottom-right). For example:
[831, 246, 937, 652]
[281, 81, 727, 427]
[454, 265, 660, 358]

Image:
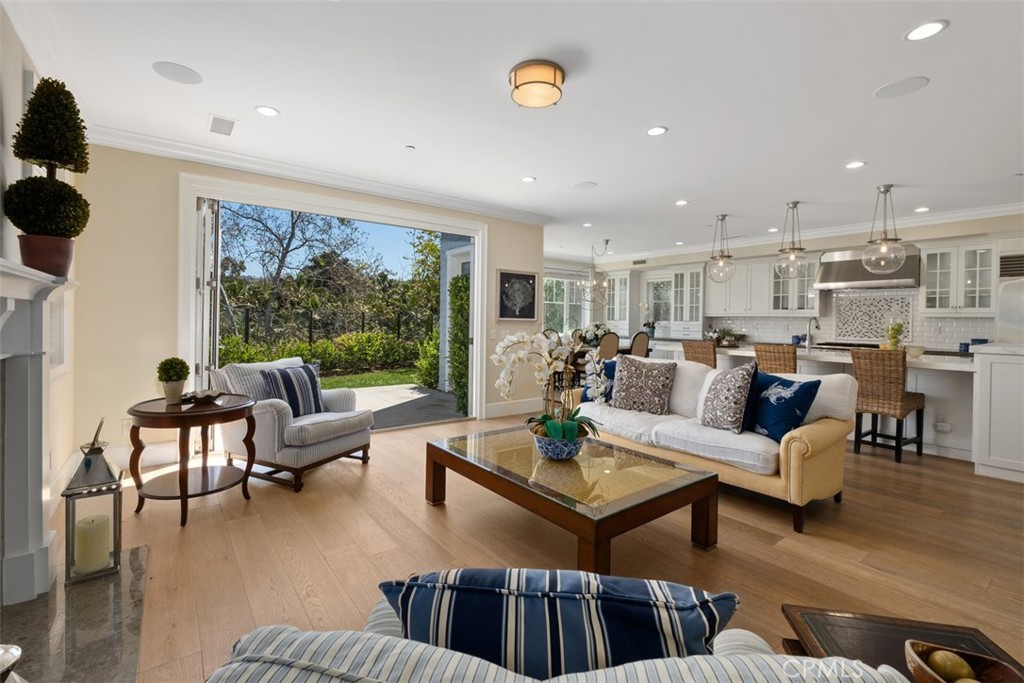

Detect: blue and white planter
[533, 434, 583, 461]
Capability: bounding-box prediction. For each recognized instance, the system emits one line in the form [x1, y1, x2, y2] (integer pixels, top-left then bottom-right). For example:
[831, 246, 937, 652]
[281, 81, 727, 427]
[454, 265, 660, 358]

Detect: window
[647, 279, 671, 321]
[543, 278, 583, 332]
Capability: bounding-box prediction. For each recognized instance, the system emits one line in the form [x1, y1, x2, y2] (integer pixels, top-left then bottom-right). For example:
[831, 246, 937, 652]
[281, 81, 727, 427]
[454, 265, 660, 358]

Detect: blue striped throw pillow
[260, 364, 323, 417]
[379, 568, 739, 679]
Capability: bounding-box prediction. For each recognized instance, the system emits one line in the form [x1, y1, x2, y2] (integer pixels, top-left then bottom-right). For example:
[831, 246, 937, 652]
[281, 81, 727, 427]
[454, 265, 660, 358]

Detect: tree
[405, 231, 441, 328]
[219, 203, 370, 340]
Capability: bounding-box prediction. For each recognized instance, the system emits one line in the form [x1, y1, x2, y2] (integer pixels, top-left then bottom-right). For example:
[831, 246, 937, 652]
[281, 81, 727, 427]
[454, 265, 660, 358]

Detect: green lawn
[321, 367, 419, 389]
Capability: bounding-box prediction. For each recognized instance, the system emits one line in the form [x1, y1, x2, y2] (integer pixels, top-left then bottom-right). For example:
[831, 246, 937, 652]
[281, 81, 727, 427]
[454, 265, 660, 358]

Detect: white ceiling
[5, 1, 1023, 264]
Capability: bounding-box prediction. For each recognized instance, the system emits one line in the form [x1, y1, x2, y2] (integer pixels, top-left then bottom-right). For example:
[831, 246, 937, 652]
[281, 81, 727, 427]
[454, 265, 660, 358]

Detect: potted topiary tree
[157, 357, 190, 405]
[2, 77, 90, 277]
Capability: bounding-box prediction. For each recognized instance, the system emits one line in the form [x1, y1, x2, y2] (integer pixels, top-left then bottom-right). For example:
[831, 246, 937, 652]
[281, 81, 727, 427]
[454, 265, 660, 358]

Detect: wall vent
[999, 253, 1024, 278]
[209, 114, 236, 136]
[632, 259, 647, 265]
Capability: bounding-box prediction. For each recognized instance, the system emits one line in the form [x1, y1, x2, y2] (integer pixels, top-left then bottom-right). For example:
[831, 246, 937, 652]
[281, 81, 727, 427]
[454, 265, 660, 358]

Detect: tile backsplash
[709, 289, 995, 350]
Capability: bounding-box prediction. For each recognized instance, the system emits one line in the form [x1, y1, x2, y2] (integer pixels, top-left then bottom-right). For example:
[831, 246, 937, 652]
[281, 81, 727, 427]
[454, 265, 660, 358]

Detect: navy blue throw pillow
[746, 371, 821, 442]
[379, 568, 738, 679]
[581, 358, 616, 403]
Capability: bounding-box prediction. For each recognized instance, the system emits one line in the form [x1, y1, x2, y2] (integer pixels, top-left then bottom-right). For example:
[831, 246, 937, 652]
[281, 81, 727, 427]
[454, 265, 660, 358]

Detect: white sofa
[576, 357, 858, 532]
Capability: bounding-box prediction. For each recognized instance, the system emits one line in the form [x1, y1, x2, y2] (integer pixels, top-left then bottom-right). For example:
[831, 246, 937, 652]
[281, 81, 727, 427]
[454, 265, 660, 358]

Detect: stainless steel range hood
[814, 244, 920, 290]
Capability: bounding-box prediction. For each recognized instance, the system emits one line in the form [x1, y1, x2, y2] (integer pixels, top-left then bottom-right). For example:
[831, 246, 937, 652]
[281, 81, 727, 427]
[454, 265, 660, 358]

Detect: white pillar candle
[74, 514, 111, 573]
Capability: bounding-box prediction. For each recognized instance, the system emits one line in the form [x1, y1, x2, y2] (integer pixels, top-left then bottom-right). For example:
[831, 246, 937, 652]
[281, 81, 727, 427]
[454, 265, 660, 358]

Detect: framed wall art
[497, 270, 538, 321]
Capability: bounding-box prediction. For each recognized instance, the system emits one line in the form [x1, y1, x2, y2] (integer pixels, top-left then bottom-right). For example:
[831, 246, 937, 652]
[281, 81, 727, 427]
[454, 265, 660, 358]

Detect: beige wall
[74, 144, 544, 446]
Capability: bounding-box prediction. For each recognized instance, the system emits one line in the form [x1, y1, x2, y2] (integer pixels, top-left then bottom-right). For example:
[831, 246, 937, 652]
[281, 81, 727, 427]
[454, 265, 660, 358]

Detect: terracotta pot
[18, 234, 74, 277]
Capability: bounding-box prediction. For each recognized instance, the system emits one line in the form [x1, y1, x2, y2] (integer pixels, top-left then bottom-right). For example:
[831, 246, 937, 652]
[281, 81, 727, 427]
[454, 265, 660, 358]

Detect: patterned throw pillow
[700, 361, 756, 433]
[260, 363, 323, 417]
[581, 359, 616, 403]
[610, 355, 676, 414]
[378, 568, 739, 679]
[747, 371, 821, 442]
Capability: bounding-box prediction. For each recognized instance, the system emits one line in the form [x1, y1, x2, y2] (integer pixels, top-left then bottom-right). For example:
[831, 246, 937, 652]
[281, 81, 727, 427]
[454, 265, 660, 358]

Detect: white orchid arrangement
[580, 322, 610, 346]
[491, 331, 600, 441]
[639, 302, 656, 328]
[581, 350, 611, 405]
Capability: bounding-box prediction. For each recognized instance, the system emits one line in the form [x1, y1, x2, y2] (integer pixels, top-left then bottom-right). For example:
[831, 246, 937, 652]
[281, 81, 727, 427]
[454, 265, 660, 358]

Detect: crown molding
[87, 125, 554, 228]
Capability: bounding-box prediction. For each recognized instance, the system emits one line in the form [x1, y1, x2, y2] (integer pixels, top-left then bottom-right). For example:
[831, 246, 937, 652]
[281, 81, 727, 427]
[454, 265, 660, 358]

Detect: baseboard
[974, 463, 1024, 483]
[484, 397, 541, 418]
[845, 435, 971, 461]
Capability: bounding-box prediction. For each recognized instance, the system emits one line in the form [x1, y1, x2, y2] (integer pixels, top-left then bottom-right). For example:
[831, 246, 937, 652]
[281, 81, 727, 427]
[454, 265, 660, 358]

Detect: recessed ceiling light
[582, 223, 592, 227]
[404, 145, 416, 151]
[905, 20, 949, 41]
[152, 61, 202, 85]
[254, 105, 280, 117]
[521, 176, 536, 183]
[646, 126, 668, 136]
[873, 76, 930, 99]
[675, 199, 689, 206]
[767, 227, 779, 233]
[607, 251, 615, 255]
[845, 160, 866, 169]
[914, 206, 930, 213]
[675, 241, 685, 246]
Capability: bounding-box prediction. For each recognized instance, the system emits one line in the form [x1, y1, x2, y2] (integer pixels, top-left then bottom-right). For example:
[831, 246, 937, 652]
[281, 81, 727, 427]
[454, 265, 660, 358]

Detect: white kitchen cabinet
[972, 345, 1024, 482]
[771, 260, 819, 316]
[672, 267, 703, 323]
[704, 261, 771, 316]
[921, 244, 997, 316]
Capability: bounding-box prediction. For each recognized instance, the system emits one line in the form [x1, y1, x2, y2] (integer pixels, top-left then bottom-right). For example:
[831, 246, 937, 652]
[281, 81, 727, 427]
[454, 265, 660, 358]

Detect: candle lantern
[62, 434, 123, 585]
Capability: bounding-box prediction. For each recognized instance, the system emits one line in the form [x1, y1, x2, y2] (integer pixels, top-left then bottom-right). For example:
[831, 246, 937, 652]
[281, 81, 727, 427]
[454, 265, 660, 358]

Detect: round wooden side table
[127, 394, 256, 526]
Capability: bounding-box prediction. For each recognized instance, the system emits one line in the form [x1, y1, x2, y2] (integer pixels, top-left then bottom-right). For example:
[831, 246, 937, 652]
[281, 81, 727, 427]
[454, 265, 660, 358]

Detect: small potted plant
[2, 78, 90, 277]
[639, 302, 656, 338]
[157, 357, 190, 405]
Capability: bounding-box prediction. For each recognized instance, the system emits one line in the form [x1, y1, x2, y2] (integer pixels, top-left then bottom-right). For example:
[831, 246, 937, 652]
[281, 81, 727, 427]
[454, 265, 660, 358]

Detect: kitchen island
[651, 341, 976, 460]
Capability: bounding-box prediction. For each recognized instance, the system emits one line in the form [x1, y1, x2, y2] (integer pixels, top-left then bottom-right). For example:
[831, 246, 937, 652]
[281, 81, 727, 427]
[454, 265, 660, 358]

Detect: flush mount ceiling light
[646, 126, 669, 136]
[845, 160, 866, 169]
[509, 60, 564, 108]
[254, 105, 280, 117]
[863, 184, 908, 275]
[774, 200, 809, 279]
[707, 214, 735, 283]
[905, 20, 949, 41]
[152, 61, 202, 85]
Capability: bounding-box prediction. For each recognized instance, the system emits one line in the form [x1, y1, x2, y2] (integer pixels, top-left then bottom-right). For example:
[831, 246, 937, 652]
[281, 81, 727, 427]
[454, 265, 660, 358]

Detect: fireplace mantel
[1, 256, 78, 604]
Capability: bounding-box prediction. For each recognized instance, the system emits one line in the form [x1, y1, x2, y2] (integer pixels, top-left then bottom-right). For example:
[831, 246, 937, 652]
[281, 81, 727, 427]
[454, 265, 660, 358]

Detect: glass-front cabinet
[770, 260, 819, 316]
[672, 269, 702, 323]
[921, 243, 997, 316]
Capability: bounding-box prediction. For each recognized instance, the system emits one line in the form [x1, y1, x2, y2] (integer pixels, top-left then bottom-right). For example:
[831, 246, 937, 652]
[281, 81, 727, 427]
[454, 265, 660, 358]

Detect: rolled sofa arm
[322, 387, 357, 413]
[779, 417, 854, 505]
[220, 398, 292, 460]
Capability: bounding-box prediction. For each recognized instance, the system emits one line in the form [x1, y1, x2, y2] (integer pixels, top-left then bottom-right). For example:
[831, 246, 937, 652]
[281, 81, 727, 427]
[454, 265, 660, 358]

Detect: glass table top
[430, 427, 714, 519]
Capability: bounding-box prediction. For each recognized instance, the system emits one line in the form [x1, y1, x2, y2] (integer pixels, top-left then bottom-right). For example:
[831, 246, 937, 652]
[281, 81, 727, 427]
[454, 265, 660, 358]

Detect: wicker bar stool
[850, 349, 925, 463]
[681, 340, 717, 368]
[754, 344, 797, 374]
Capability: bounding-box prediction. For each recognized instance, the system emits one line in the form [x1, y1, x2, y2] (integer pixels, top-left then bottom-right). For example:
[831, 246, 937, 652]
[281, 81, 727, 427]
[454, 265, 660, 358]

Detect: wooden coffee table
[425, 427, 718, 574]
[782, 605, 1023, 677]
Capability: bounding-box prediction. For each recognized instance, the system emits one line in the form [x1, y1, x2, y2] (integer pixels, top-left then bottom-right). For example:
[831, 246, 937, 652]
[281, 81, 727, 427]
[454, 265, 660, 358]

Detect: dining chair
[628, 331, 650, 357]
[597, 332, 620, 360]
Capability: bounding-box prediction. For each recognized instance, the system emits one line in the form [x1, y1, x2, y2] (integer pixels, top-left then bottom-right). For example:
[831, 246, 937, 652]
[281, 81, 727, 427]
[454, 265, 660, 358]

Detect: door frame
[177, 173, 489, 418]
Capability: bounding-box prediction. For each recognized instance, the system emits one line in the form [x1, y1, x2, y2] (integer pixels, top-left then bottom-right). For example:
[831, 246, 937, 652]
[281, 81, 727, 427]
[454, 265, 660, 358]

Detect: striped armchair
[210, 357, 373, 492]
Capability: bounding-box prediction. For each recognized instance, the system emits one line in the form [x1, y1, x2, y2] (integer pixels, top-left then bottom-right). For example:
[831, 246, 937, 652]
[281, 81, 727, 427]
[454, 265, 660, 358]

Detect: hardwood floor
[89, 415, 1023, 681]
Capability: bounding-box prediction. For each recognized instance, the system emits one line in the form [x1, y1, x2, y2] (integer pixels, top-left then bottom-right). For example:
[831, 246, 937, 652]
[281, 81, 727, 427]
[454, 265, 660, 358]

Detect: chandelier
[863, 184, 906, 274]
[774, 200, 808, 279]
[571, 239, 611, 307]
[707, 214, 735, 283]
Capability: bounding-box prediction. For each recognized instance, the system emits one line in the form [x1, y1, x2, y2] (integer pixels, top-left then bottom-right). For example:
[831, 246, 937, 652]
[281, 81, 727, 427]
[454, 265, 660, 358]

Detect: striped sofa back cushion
[378, 568, 739, 679]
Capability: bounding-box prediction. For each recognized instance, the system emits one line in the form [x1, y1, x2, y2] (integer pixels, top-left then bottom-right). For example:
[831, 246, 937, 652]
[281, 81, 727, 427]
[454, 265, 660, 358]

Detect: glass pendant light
[774, 200, 809, 279]
[707, 214, 735, 283]
[862, 184, 906, 274]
